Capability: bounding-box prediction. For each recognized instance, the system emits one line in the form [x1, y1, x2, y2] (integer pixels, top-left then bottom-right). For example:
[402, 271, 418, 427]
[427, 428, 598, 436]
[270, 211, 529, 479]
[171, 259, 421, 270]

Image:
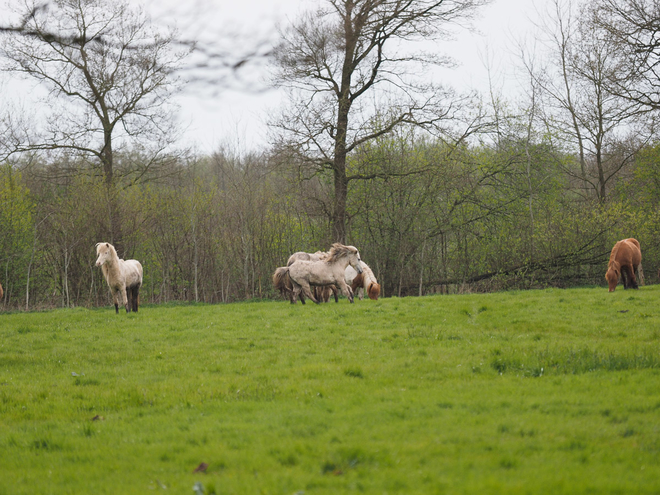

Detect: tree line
[1, 0, 659, 309]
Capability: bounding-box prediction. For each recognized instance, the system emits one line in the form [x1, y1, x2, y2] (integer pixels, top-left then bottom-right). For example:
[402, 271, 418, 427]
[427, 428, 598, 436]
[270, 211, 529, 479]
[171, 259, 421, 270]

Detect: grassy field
[1, 285, 659, 494]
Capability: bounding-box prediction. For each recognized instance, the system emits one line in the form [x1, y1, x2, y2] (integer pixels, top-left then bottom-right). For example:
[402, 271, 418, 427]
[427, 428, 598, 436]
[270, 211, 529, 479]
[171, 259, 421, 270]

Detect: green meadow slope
[1, 286, 659, 494]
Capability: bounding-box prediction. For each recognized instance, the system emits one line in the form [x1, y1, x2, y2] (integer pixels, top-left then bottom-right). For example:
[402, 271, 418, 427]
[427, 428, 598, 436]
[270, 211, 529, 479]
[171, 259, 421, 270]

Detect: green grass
[1, 286, 660, 494]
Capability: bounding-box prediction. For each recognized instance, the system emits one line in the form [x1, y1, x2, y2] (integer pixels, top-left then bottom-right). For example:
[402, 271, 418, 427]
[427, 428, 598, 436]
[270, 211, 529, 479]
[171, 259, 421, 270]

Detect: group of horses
[273, 243, 381, 304]
[15, 236, 636, 315]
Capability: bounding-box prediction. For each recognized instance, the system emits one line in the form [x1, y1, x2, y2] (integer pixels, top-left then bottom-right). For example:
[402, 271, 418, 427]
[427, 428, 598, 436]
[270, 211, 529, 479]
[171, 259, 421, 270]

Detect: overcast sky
[158, 0, 548, 153]
[2, 0, 549, 154]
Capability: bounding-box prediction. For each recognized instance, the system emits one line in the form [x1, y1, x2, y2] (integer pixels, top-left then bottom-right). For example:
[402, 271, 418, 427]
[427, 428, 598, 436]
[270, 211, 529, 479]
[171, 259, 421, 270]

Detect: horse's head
[367, 282, 380, 300]
[346, 246, 363, 274]
[605, 262, 620, 292]
[328, 243, 363, 273]
[95, 242, 116, 267]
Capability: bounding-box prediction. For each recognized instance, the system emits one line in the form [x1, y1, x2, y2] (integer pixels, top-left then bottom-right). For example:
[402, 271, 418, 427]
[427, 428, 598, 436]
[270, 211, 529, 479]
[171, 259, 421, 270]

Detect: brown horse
[605, 238, 642, 292]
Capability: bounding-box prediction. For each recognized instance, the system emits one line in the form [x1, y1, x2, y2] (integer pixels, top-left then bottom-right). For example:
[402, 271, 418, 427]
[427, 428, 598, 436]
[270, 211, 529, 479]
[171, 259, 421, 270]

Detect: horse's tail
[273, 267, 292, 297]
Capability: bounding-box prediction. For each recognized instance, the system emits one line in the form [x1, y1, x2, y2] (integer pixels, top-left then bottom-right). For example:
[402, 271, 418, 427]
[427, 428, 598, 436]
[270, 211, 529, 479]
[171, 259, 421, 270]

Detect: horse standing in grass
[605, 238, 642, 292]
[274, 250, 332, 302]
[274, 244, 362, 304]
[95, 242, 143, 313]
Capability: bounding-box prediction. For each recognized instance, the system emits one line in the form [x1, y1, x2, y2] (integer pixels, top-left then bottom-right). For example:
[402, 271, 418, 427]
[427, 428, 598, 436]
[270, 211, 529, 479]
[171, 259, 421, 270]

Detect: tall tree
[594, 0, 660, 111]
[0, 0, 186, 253]
[272, 0, 488, 243]
[524, 0, 655, 203]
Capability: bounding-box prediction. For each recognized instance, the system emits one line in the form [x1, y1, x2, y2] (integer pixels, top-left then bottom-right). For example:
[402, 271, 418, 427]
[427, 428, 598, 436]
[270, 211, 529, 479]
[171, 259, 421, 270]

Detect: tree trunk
[101, 133, 124, 255]
[331, 76, 351, 243]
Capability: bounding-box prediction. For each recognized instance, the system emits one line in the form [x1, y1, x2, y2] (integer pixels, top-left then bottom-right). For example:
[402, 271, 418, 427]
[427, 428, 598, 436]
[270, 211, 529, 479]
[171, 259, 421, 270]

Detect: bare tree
[272, 0, 488, 243]
[594, 0, 660, 110]
[0, 0, 187, 253]
[523, 0, 655, 203]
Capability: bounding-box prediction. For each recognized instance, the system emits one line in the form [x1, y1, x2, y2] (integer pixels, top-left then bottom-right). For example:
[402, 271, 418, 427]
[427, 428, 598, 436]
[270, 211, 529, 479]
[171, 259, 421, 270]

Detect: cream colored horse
[287, 243, 363, 304]
[95, 242, 143, 313]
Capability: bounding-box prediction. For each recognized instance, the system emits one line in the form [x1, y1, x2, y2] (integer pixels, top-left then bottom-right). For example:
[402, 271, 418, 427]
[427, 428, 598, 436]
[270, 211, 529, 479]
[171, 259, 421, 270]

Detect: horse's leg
[337, 280, 354, 303]
[291, 283, 301, 304]
[300, 282, 319, 304]
[110, 288, 120, 313]
[120, 286, 130, 312]
[126, 286, 133, 313]
[132, 285, 140, 312]
[332, 285, 339, 303]
[628, 265, 639, 289]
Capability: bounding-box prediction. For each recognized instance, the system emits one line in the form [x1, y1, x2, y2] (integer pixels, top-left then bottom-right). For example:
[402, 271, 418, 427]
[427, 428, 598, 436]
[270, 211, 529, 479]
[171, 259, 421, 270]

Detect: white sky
[164, 0, 548, 153]
[1, 0, 550, 154]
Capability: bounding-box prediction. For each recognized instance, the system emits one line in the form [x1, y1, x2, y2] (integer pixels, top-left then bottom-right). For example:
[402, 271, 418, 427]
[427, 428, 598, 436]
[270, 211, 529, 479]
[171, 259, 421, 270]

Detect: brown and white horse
[345, 262, 380, 300]
[605, 238, 642, 292]
[95, 242, 143, 313]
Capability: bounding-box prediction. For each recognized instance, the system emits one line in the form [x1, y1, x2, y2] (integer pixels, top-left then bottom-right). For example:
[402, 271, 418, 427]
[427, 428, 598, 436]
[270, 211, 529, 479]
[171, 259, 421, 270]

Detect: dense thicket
[0, 128, 656, 310]
[2, 0, 659, 310]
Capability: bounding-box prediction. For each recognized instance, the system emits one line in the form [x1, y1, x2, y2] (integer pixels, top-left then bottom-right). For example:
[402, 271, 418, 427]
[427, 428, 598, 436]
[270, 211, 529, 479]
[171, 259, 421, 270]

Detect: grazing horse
[345, 262, 381, 300]
[605, 238, 642, 292]
[95, 242, 143, 313]
[276, 243, 362, 304]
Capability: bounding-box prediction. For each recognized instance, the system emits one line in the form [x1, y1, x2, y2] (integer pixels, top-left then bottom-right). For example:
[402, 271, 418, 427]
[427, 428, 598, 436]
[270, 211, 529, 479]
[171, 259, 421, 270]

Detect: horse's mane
[326, 243, 357, 263]
[360, 263, 380, 300]
[361, 263, 377, 284]
[608, 241, 621, 266]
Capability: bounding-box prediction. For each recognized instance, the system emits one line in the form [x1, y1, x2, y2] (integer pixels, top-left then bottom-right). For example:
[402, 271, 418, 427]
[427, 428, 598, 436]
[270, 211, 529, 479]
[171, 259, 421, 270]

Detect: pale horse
[286, 243, 363, 304]
[95, 242, 143, 313]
